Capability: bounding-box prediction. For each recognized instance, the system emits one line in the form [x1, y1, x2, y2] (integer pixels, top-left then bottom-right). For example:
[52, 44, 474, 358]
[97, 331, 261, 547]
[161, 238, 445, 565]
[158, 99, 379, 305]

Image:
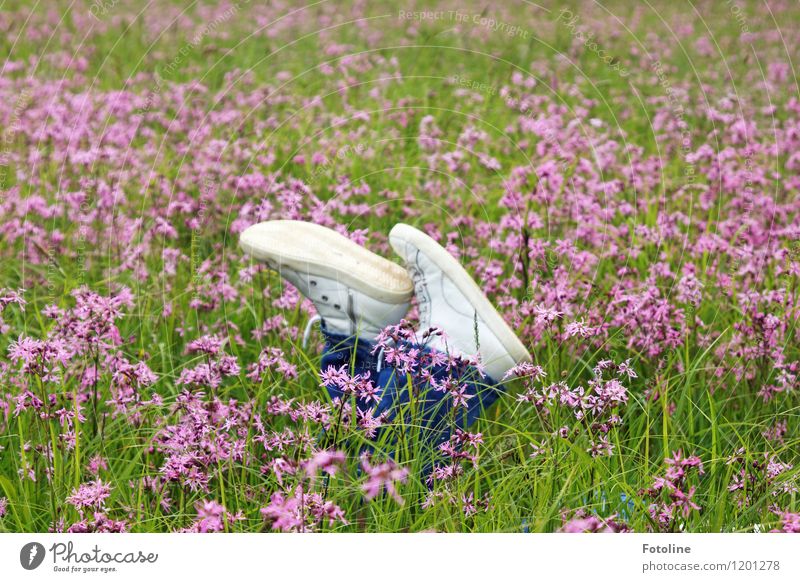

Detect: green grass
[0, 0, 798, 532]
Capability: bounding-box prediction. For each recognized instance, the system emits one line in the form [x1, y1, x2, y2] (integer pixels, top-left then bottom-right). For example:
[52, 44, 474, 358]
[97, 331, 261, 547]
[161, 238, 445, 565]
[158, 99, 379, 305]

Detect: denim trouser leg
[373, 344, 503, 451]
[319, 325, 381, 410]
[319, 328, 504, 446]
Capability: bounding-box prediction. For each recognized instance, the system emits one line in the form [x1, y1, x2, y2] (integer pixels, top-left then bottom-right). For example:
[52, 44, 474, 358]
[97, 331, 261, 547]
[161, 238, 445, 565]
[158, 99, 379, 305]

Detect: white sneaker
[240, 221, 413, 340]
[388, 223, 531, 380]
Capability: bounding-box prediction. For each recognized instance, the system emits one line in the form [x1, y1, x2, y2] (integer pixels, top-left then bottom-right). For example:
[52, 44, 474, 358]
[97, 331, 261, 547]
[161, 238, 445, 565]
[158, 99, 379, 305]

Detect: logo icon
[20, 542, 46, 570]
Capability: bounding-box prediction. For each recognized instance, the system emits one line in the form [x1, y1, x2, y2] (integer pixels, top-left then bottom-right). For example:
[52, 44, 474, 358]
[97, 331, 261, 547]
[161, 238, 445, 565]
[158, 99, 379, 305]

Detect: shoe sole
[240, 220, 413, 303]
[389, 223, 532, 365]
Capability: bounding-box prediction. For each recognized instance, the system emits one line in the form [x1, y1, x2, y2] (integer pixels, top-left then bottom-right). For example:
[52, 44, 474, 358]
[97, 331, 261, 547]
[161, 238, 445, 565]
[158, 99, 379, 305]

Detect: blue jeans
[319, 326, 503, 452]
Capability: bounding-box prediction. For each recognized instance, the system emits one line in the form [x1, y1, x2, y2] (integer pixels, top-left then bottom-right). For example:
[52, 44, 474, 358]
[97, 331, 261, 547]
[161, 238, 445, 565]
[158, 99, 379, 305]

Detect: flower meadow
[0, 0, 799, 534]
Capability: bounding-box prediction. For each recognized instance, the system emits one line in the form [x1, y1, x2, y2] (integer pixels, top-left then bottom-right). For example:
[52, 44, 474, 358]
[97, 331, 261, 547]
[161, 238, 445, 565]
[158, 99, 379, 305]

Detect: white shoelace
[376, 346, 385, 373]
[302, 315, 322, 349]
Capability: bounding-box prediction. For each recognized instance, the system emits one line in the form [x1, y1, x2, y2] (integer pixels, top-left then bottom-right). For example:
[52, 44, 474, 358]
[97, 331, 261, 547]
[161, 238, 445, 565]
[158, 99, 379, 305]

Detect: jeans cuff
[319, 322, 380, 372]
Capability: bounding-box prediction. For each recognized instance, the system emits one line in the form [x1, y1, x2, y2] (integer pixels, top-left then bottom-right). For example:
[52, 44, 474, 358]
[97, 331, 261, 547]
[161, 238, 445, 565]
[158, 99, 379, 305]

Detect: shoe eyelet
[321, 295, 328, 301]
[310, 280, 317, 286]
[334, 304, 341, 310]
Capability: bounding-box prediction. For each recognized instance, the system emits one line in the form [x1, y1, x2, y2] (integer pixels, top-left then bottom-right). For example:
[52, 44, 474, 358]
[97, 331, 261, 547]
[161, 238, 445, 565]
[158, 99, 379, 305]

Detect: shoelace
[302, 314, 322, 349]
[376, 346, 385, 373]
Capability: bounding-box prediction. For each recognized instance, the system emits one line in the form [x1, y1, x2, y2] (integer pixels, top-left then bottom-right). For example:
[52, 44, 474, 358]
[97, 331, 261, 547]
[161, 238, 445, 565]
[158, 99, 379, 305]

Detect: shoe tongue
[407, 262, 432, 330]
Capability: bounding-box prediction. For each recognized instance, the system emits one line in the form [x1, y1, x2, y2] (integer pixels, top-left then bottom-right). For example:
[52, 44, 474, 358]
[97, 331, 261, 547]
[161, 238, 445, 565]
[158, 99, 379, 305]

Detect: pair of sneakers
[239, 220, 530, 381]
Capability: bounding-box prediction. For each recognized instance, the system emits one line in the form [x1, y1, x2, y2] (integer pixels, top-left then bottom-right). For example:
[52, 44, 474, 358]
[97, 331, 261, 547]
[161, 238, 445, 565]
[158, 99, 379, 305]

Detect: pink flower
[503, 362, 546, 381]
[642, 451, 705, 531]
[771, 510, 800, 533]
[0, 288, 26, 312]
[303, 450, 346, 481]
[186, 334, 225, 356]
[248, 347, 297, 381]
[448, 384, 473, 409]
[177, 500, 243, 533]
[565, 319, 597, 338]
[320, 365, 348, 388]
[194, 500, 227, 533]
[360, 456, 409, 504]
[354, 374, 381, 404]
[261, 486, 347, 532]
[86, 455, 108, 475]
[559, 511, 629, 533]
[67, 479, 112, 510]
[261, 491, 303, 532]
